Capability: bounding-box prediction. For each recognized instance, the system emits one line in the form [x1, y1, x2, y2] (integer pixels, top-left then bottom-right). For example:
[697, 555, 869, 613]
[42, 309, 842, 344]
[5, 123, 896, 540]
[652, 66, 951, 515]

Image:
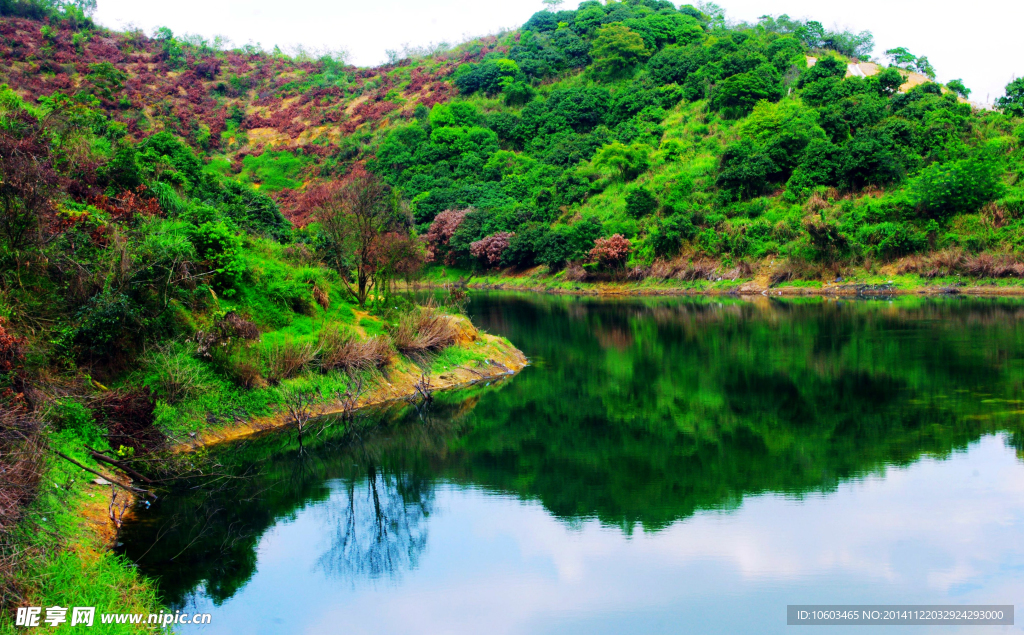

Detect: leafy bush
[47, 398, 104, 447]
[188, 220, 247, 293]
[625, 187, 658, 218]
[711, 65, 783, 117]
[857, 222, 926, 258]
[594, 141, 651, 180]
[912, 158, 1004, 219]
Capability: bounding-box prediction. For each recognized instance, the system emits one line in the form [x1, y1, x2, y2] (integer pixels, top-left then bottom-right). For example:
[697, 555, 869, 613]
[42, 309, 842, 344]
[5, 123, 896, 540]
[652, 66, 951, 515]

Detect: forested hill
[2, 0, 1024, 279]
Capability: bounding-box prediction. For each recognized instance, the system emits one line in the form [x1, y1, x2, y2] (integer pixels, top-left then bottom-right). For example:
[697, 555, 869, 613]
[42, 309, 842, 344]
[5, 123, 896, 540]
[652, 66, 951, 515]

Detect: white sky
[94, 0, 1022, 105]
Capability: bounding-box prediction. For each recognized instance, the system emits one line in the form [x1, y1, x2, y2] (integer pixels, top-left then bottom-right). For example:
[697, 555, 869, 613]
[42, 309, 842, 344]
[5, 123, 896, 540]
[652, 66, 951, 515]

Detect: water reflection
[315, 469, 432, 581]
[117, 295, 1024, 631]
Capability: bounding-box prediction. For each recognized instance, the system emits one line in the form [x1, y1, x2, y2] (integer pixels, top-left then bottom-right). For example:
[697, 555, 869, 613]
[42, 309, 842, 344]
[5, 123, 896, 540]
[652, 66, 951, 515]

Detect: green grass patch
[239, 151, 311, 192]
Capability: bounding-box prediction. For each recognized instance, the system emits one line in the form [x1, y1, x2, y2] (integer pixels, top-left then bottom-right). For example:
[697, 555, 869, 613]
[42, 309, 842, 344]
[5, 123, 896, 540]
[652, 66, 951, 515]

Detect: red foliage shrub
[425, 209, 468, 263]
[470, 231, 513, 267]
[91, 185, 161, 223]
[195, 59, 220, 79]
[589, 234, 631, 266]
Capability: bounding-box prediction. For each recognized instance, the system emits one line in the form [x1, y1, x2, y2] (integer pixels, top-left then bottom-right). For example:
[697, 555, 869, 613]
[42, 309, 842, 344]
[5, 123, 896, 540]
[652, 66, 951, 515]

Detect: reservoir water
[118, 294, 1024, 634]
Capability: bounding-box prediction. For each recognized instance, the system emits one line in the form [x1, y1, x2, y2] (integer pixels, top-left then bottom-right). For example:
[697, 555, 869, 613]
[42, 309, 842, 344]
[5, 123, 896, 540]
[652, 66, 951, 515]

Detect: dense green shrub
[625, 187, 658, 218]
[912, 158, 1004, 219]
[188, 220, 247, 293]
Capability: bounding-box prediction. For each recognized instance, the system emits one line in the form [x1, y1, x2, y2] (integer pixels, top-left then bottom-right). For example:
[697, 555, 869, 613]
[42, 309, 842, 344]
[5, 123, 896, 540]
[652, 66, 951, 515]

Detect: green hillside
[0, 0, 1022, 289]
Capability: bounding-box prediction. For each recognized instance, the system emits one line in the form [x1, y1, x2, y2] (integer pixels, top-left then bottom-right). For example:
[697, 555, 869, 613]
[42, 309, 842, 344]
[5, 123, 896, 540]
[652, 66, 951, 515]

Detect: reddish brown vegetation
[90, 186, 162, 223]
[0, 15, 494, 223]
[470, 231, 513, 267]
[589, 234, 631, 266]
[89, 388, 163, 454]
[425, 209, 469, 264]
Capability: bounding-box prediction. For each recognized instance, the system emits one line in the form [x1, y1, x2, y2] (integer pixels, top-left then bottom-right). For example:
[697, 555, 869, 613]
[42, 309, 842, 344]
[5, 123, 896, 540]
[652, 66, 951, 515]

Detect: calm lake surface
[119, 294, 1024, 634]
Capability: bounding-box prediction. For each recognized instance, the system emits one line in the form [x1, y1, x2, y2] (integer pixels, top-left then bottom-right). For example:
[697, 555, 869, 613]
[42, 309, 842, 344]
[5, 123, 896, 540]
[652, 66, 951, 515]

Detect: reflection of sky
[178, 435, 1024, 635]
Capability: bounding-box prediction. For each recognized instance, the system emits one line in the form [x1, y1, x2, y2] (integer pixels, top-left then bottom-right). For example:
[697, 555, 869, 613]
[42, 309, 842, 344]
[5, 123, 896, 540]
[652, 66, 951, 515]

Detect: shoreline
[414, 278, 1024, 298]
[73, 333, 528, 556]
[169, 332, 529, 453]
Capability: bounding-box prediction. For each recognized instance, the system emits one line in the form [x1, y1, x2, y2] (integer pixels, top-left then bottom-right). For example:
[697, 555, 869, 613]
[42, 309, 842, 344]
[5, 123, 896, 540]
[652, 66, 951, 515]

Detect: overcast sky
[94, 0, 1022, 105]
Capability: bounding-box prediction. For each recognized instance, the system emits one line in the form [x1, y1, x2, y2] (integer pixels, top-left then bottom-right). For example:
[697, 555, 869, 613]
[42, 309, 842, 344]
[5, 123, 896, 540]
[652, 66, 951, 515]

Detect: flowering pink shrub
[470, 232, 514, 267]
[424, 209, 469, 263]
[589, 234, 631, 266]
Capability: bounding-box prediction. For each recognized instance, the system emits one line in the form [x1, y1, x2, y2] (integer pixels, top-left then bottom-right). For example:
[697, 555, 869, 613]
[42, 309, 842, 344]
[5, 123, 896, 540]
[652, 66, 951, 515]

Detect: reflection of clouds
[178, 436, 1024, 635]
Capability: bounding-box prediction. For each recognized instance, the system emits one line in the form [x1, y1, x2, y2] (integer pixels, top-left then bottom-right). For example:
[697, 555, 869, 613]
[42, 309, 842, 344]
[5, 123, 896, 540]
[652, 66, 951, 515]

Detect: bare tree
[311, 171, 421, 307]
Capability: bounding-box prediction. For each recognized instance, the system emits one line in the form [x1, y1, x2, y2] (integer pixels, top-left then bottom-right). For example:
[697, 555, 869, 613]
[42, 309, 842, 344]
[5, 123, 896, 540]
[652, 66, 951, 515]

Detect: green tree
[914, 56, 936, 79]
[711, 64, 783, 116]
[996, 78, 1024, 117]
[946, 79, 971, 99]
[590, 24, 650, 81]
[884, 47, 916, 67]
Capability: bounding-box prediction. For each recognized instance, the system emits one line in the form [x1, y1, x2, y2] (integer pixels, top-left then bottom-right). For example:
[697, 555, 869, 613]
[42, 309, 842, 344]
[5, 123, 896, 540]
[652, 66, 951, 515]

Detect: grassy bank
[0, 419, 163, 635]
[418, 262, 1024, 296]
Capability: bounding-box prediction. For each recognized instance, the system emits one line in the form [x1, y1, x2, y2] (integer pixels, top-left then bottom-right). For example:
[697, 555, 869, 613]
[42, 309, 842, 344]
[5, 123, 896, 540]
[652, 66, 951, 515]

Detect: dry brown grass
[221, 312, 261, 340]
[981, 202, 1009, 229]
[263, 339, 320, 385]
[895, 250, 1024, 279]
[804, 192, 829, 213]
[965, 253, 1024, 278]
[312, 284, 330, 310]
[390, 308, 460, 360]
[0, 409, 42, 534]
[649, 259, 680, 280]
[676, 258, 719, 281]
[0, 407, 43, 611]
[562, 261, 588, 282]
[931, 248, 966, 276]
[318, 327, 392, 374]
[625, 265, 649, 280]
[722, 260, 755, 280]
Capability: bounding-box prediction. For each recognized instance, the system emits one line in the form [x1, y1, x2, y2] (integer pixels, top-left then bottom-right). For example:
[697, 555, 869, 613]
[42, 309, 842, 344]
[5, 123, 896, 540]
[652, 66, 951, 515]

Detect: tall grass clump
[389, 308, 460, 361]
[317, 327, 392, 374]
[262, 338, 319, 384]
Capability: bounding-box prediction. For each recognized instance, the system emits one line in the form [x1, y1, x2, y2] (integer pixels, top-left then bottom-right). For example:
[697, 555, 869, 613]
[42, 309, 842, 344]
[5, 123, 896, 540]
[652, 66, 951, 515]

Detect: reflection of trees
[316, 467, 432, 580]
[463, 294, 1024, 531]
[118, 395, 482, 607]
